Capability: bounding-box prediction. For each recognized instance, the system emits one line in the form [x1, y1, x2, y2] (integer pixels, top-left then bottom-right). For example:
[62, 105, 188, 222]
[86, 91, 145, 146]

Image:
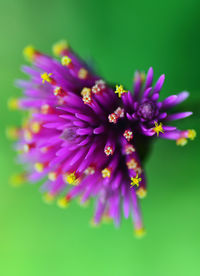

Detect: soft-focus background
[0, 0, 200, 275]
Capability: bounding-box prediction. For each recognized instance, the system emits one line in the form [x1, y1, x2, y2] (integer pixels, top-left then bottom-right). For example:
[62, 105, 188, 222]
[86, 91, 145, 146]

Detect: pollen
[123, 129, 133, 141]
[52, 40, 69, 56]
[64, 172, 77, 185]
[108, 113, 118, 124]
[115, 85, 127, 98]
[61, 56, 72, 67]
[10, 173, 26, 187]
[43, 192, 55, 204]
[102, 168, 111, 178]
[6, 126, 20, 140]
[78, 68, 88, 79]
[114, 107, 124, 118]
[7, 98, 19, 110]
[23, 45, 36, 62]
[23, 142, 35, 153]
[187, 129, 196, 140]
[153, 121, 164, 136]
[126, 159, 137, 169]
[41, 104, 52, 114]
[130, 174, 142, 188]
[176, 137, 188, 146]
[34, 162, 45, 173]
[23, 130, 33, 142]
[125, 144, 135, 155]
[136, 187, 147, 199]
[134, 227, 146, 238]
[30, 121, 41, 134]
[57, 197, 70, 208]
[104, 146, 114, 156]
[82, 94, 92, 105]
[48, 171, 58, 181]
[41, 72, 53, 84]
[84, 166, 95, 175]
[81, 87, 91, 97]
[54, 86, 67, 97]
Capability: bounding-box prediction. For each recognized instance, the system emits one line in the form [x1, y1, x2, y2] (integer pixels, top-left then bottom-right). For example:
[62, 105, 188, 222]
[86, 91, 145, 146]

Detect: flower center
[137, 101, 156, 120]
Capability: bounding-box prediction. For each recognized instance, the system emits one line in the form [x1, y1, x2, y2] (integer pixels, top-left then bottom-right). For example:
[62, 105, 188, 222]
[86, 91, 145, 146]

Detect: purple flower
[8, 41, 196, 237]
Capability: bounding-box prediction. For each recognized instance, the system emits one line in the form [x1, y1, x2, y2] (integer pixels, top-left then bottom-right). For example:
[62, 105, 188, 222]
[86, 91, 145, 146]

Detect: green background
[0, 0, 200, 275]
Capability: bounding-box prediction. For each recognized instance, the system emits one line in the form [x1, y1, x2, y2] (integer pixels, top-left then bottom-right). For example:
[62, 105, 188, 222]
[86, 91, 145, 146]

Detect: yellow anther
[134, 227, 146, 238]
[115, 85, 127, 98]
[23, 45, 36, 62]
[41, 72, 52, 83]
[48, 172, 57, 181]
[30, 121, 41, 133]
[136, 187, 147, 199]
[187, 129, 196, 140]
[102, 168, 111, 178]
[81, 87, 91, 97]
[176, 137, 188, 146]
[78, 68, 88, 79]
[7, 98, 19, 110]
[43, 192, 55, 204]
[61, 56, 72, 66]
[34, 162, 45, 172]
[153, 121, 164, 136]
[6, 126, 20, 140]
[10, 173, 26, 187]
[57, 197, 69, 208]
[130, 174, 142, 188]
[64, 172, 77, 185]
[127, 159, 137, 170]
[24, 129, 33, 142]
[52, 40, 69, 56]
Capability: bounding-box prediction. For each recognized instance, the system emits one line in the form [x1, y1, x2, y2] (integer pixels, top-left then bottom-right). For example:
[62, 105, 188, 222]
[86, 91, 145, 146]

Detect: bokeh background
[0, 0, 200, 275]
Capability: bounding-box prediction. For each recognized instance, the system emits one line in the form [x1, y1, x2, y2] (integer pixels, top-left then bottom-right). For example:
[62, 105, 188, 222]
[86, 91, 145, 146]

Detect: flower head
[10, 41, 196, 235]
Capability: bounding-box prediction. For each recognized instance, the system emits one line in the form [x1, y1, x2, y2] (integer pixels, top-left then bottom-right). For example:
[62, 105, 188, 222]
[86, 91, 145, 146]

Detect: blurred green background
[0, 0, 200, 275]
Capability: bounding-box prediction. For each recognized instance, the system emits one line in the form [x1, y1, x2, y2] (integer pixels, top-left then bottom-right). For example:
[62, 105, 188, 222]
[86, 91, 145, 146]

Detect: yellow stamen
[30, 121, 41, 134]
[81, 87, 91, 97]
[34, 162, 45, 172]
[64, 172, 77, 185]
[136, 187, 147, 199]
[176, 137, 188, 146]
[130, 174, 142, 188]
[61, 56, 72, 66]
[10, 173, 26, 187]
[134, 227, 146, 238]
[78, 68, 88, 79]
[187, 129, 196, 140]
[43, 192, 55, 204]
[153, 121, 164, 136]
[24, 130, 33, 142]
[48, 171, 58, 181]
[7, 98, 19, 110]
[23, 45, 36, 62]
[57, 197, 69, 208]
[115, 85, 127, 98]
[6, 126, 20, 140]
[52, 40, 69, 56]
[102, 168, 111, 178]
[41, 72, 53, 83]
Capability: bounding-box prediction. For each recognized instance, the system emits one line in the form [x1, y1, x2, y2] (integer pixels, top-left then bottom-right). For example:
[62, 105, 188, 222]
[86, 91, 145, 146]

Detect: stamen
[104, 146, 114, 156]
[6, 126, 20, 140]
[92, 80, 106, 94]
[23, 45, 39, 62]
[34, 162, 47, 173]
[125, 144, 135, 155]
[136, 187, 147, 199]
[7, 98, 19, 110]
[23, 130, 33, 142]
[23, 142, 35, 153]
[126, 159, 137, 169]
[102, 168, 111, 178]
[81, 87, 91, 97]
[57, 194, 71, 208]
[64, 172, 78, 185]
[130, 174, 142, 188]
[82, 94, 92, 105]
[78, 68, 88, 80]
[84, 166, 95, 175]
[134, 227, 146, 238]
[123, 129, 133, 141]
[10, 173, 27, 187]
[187, 129, 196, 140]
[30, 121, 41, 134]
[52, 40, 69, 56]
[153, 121, 164, 136]
[54, 86, 67, 97]
[61, 56, 72, 67]
[108, 113, 118, 124]
[114, 107, 124, 118]
[41, 72, 53, 84]
[115, 85, 127, 98]
[48, 171, 58, 181]
[41, 104, 52, 114]
[176, 137, 188, 146]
